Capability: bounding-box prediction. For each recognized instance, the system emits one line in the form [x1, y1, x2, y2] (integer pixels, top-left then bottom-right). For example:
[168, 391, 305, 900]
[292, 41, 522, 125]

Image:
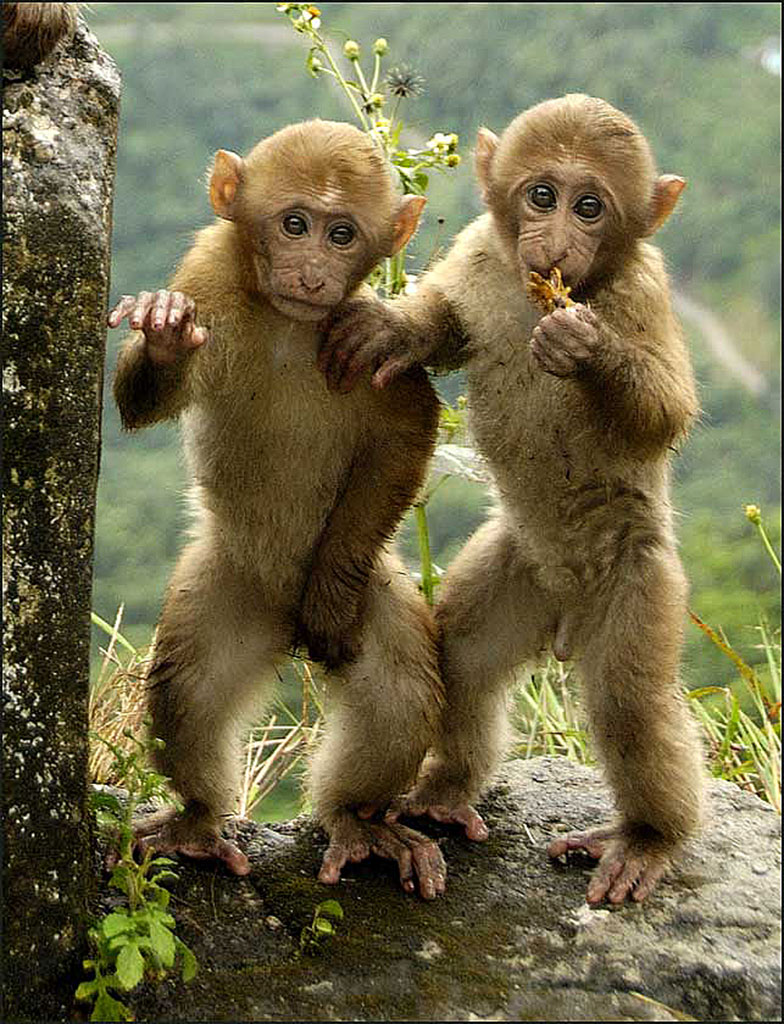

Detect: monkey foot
[319, 816, 447, 900]
[132, 806, 251, 877]
[386, 791, 489, 842]
[547, 825, 671, 905]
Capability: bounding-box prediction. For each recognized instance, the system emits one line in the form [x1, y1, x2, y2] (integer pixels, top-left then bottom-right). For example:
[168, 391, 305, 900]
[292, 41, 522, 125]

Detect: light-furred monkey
[108, 120, 447, 900]
[320, 95, 705, 905]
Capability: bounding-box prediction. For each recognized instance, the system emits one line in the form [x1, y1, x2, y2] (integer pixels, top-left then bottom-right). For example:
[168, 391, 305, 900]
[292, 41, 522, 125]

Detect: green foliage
[300, 899, 345, 953]
[77, 732, 197, 1022]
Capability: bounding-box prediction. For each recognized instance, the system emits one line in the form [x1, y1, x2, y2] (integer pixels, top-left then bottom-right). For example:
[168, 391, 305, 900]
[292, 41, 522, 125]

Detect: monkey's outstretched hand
[108, 290, 209, 366]
[319, 297, 424, 393]
[530, 303, 600, 378]
[132, 805, 251, 876]
[547, 824, 672, 904]
[319, 814, 447, 900]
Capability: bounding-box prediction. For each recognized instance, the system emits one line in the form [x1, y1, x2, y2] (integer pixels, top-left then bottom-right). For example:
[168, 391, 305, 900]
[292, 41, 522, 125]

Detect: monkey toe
[321, 817, 446, 898]
[547, 825, 615, 861]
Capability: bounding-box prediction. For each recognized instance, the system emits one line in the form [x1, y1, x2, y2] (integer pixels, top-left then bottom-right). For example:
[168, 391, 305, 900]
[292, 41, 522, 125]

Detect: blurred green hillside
[89, 2, 780, 691]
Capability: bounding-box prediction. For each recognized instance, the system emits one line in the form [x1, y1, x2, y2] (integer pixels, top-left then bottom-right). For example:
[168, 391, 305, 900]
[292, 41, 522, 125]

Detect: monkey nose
[299, 273, 325, 293]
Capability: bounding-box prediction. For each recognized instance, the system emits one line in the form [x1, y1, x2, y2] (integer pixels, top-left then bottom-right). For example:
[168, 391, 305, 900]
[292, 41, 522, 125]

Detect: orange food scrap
[527, 267, 574, 314]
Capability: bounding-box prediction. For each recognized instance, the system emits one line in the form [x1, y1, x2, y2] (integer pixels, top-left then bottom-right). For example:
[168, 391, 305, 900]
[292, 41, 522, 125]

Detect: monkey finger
[629, 857, 668, 903]
[586, 856, 625, 905]
[182, 320, 209, 350]
[372, 355, 412, 390]
[150, 290, 174, 331]
[318, 845, 350, 885]
[410, 841, 447, 899]
[165, 290, 197, 327]
[547, 826, 614, 861]
[128, 291, 155, 331]
[107, 294, 140, 328]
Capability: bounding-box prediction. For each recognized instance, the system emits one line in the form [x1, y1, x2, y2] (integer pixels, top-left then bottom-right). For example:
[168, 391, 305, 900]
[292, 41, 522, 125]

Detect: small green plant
[300, 899, 344, 953]
[687, 503, 781, 809]
[77, 732, 197, 1022]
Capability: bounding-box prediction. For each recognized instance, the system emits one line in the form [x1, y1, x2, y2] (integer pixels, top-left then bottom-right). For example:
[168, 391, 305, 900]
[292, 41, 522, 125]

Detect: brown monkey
[108, 120, 447, 899]
[321, 95, 705, 905]
[2, 3, 78, 69]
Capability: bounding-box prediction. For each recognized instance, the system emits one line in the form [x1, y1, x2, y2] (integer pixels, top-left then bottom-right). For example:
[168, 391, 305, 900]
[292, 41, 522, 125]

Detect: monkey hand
[319, 297, 422, 393]
[132, 805, 251, 876]
[108, 290, 209, 367]
[547, 824, 674, 904]
[530, 304, 600, 378]
[297, 576, 364, 670]
[319, 813, 447, 900]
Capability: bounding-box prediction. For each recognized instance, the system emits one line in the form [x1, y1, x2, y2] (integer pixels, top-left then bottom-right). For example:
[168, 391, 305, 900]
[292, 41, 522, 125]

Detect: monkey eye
[282, 214, 308, 237]
[527, 184, 557, 211]
[328, 224, 356, 247]
[573, 194, 603, 221]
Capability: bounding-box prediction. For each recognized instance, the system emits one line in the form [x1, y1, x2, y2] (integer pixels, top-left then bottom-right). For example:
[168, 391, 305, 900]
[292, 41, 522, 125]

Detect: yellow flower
[343, 40, 360, 60]
[744, 504, 762, 525]
[373, 38, 389, 56]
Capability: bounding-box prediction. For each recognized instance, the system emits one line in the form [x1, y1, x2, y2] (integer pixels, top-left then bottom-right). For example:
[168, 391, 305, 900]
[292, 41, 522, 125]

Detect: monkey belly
[182, 394, 367, 595]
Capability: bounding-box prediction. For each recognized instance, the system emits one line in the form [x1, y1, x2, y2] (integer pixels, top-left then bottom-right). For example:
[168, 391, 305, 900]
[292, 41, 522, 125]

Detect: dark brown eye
[573, 194, 603, 221]
[528, 184, 557, 210]
[282, 214, 308, 236]
[329, 224, 355, 247]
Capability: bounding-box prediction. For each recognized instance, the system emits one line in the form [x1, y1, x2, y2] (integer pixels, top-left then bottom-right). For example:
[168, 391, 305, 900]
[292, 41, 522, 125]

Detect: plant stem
[415, 503, 435, 606]
[312, 35, 369, 129]
[756, 521, 781, 573]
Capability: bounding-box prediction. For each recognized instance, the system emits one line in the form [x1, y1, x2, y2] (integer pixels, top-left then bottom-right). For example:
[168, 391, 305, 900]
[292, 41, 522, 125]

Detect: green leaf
[314, 918, 334, 935]
[90, 791, 124, 815]
[75, 979, 99, 1000]
[101, 911, 134, 938]
[175, 937, 198, 982]
[91, 989, 131, 1023]
[315, 899, 344, 920]
[115, 942, 145, 990]
[149, 920, 176, 968]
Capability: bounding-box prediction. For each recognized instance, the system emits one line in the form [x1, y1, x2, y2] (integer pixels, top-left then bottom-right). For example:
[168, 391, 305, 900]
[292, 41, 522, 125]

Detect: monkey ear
[209, 150, 244, 220]
[388, 195, 427, 255]
[645, 175, 686, 236]
[475, 128, 500, 200]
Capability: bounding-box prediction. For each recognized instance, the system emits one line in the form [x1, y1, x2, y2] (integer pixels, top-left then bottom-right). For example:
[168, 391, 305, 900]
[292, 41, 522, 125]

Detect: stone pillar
[2, 17, 120, 1022]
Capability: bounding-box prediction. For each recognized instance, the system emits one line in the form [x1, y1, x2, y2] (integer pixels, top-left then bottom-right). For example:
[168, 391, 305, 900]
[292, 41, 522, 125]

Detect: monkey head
[208, 120, 425, 323]
[475, 94, 685, 294]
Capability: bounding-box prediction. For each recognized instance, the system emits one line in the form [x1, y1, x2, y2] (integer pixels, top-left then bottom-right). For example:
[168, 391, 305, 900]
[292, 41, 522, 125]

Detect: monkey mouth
[269, 293, 335, 322]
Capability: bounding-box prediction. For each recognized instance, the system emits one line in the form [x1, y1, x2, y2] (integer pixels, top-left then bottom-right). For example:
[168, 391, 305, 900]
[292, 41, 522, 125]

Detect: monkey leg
[139, 536, 289, 875]
[311, 553, 447, 899]
[391, 516, 556, 841]
[549, 546, 705, 904]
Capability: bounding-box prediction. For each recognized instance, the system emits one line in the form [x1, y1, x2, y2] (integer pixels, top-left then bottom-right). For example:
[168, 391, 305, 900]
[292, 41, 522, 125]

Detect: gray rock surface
[113, 757, 780, 1022]
[2, 17, 120, 1023]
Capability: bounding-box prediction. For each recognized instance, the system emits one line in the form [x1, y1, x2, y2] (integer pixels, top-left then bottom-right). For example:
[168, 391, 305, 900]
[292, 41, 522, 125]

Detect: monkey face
[511, 162, 614, 290]
[252, 203, 371, 323]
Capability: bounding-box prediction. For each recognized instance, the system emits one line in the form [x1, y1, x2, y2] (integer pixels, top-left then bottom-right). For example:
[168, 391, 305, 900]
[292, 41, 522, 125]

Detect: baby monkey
[321, 95, 705, 905]
[109, 120, 447, 899]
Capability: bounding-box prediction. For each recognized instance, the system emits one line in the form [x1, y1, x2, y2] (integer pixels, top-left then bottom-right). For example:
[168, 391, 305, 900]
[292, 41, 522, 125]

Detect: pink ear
[475, 127, 500, 199]
[389, 195, 427, 255]
[209, 150, 244, 220]
[645, 175, 686, 235]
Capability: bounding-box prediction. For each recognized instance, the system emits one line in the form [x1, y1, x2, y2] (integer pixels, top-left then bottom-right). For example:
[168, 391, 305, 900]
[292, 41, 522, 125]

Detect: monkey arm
[113, 332, 194, 429]
[298, 372, 439, 668]
[582, 294, 699, 452]
[320, 283, 467, 393]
